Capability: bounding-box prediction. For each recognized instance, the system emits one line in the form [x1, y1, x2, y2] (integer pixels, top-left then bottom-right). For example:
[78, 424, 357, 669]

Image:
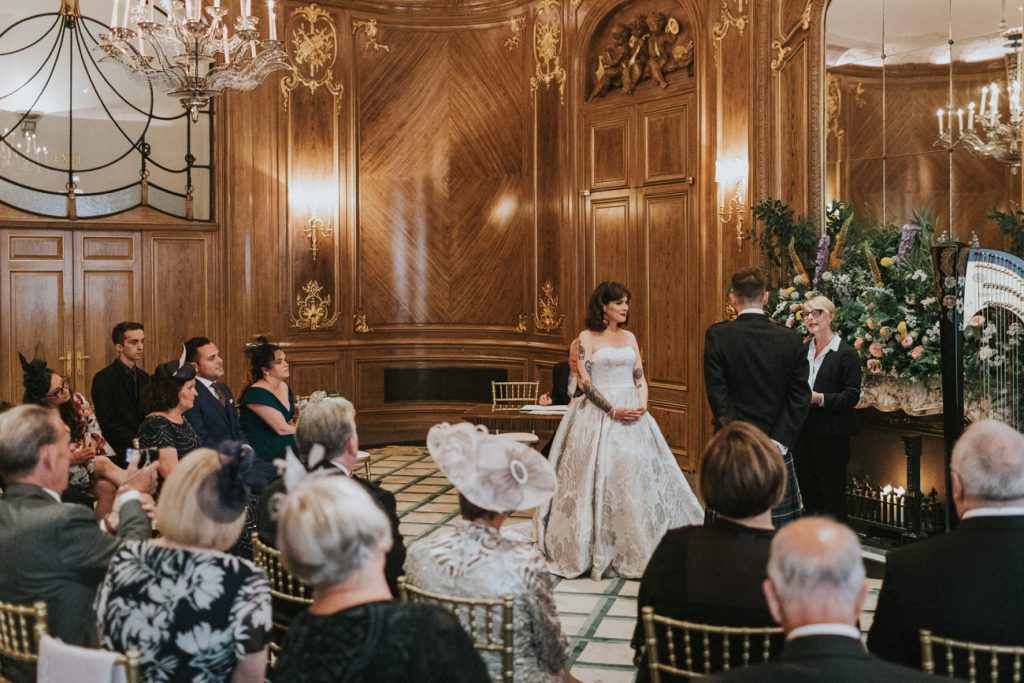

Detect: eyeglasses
[47, 377, 69, 397]
[803, 309, 827, 319]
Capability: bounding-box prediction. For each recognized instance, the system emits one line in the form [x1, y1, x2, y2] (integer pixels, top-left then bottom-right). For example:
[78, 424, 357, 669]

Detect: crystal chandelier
[96, 0, 292, 121]
[936, 27, 1023, 167]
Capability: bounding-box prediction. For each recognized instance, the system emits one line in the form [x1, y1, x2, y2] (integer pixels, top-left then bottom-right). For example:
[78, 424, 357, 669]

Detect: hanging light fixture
[96, 0, 292, 121]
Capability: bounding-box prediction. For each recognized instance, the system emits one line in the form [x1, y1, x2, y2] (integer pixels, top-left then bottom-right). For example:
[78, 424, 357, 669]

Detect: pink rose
[790, 303, 801, 313]
[867, 359, 882, 373]
[969, 315, 984, 327]
[900, 335, 914, 349]
[911, 346, 923, 359]
[869, 342, 884, 358]
[853, 337, 864, 349]
[786, 316, 795, 328]
[866, 318, 878, 330]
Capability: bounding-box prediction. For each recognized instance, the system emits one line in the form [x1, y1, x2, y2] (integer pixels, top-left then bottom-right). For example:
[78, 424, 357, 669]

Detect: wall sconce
[715, 157, 748, 251]
[303, 205, 333, 261]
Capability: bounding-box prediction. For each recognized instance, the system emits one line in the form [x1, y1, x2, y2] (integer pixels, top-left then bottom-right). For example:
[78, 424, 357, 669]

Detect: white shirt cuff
[113, 489, 141, 514]
[772, 439, 789, 455]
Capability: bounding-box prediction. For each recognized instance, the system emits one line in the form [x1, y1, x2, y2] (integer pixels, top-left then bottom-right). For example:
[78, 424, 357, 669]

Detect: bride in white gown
[536, 282, 704, 579]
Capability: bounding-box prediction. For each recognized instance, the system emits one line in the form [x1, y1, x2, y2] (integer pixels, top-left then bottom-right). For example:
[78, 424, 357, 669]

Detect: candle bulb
[937, 108, 945, 135]
[222, 26, 230, 64]
[111, 0, 120, 27]
[957, 108, 964, 134]
[991, 84, 1000, 121]
[122, 0, 131, 28]
[968, 101, 976, 130]
[946, 108, 953, 134]
[980, 86, 989, 117]
[268, 0, 277, 41]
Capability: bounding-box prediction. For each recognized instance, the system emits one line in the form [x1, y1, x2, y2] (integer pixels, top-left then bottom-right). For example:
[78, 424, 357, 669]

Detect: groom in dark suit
[703, 268, 810, 526]
[183, 336, 246, 449]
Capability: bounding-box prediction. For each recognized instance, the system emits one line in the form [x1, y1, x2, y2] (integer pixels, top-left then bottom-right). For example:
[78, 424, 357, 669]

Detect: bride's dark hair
[585, 281, 631, 332]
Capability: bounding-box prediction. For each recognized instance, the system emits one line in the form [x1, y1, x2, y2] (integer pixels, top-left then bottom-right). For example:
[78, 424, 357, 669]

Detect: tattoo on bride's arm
[582, 382, 614, 414]
[584, 360, 593, 376]
[577, 343, 586, 360]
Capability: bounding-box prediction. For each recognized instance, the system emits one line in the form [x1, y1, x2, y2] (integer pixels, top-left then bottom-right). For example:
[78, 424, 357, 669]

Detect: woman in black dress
[274, 476, 489, 683]
[137, 355, 202, 479]
[793, 295, 862, 522]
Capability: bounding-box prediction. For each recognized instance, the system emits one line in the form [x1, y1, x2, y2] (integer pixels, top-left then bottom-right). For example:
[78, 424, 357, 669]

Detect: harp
[934, 243, 1024, 521]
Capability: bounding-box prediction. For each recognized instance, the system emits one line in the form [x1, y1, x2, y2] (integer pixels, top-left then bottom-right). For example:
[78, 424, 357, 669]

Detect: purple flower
[813, 232, 831, 285]
[896, 223, 920, 262]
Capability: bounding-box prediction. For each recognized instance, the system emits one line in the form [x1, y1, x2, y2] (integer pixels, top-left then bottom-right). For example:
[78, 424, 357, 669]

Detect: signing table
[460, 404, 568, 446]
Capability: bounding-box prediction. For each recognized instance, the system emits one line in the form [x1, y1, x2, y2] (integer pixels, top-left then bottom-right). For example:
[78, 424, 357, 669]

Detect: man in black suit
[707, 518, 933, 683]
[90, 321, 149, 463]
[704, 268, 811, 526]
[183, 336, 247, 449]
[256, 395, 406, 595]
[867, 419, 1024, 672]
[0, 405, 155, 682]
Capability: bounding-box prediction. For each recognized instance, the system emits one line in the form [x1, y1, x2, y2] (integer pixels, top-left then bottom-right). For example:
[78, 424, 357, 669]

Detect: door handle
[57, 351, 72, 378]
[683, 176, 695, 185]
[75, 351, 90, 378]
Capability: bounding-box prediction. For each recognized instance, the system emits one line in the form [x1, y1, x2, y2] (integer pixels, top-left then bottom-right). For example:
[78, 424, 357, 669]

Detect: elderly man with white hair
[868, 419, 1024, 669]
[706, 517, 932, 681]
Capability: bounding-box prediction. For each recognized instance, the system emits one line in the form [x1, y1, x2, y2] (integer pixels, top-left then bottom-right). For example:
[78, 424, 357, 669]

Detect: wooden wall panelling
[583, 188, 633, 287]
[73, 232, 142, 397]
[586, 112, 632, 190]
[284, 348, 344, 397]
[773, 39, 810, 216]
[0, 231, 73, 403]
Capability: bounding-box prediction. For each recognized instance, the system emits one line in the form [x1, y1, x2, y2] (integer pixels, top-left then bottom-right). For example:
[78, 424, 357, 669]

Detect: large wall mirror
[825, 0, 1021, 247]
[0, 0, 212, 220]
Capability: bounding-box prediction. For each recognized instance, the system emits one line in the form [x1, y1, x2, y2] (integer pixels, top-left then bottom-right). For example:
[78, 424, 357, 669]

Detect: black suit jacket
[703, 313, 811, 449]
[550, 362, 572, 406]
[801, 340, 861, 437]
[256, 466, 407, 596]
[867, 515, 1024, 670]
[184, 381, 246, 449]
[91, 360, 150, 459]
[706, 635, 935, 682]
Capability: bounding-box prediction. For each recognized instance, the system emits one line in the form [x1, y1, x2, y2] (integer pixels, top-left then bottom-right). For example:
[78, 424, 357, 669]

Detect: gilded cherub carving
[587, 25, 629, 102]
[587, 12, 694, 101]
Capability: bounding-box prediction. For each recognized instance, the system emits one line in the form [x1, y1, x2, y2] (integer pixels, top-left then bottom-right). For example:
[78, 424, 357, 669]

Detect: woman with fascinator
[406, 423, 580, 683]
[95, 442, 272, 682]
[19, 353, 128, 518]
[136, 348, 202, 479]
[536, 281, 703, 580]
[239, 336, 296, 463]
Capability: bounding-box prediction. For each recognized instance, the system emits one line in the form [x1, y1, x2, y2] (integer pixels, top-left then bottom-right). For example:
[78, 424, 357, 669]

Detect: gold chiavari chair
[641, 606, 783, 681]
[397, 576, 515, 683]
[491, 381, 540, 412]
[36, 635, 142, 683]
[920, 629, 1024, 682]
[0, 599, 46, 682]
[251, 534, 313, 633]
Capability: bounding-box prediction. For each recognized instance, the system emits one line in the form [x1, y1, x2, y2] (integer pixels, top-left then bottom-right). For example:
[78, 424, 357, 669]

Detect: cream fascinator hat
[427, 422, 557, 512]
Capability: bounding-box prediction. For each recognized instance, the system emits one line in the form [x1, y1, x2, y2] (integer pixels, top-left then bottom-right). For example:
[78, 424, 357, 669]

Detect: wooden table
[460, 404, 565, 436]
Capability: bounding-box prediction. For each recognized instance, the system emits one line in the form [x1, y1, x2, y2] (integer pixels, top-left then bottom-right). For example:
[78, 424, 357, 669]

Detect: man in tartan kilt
[703, 268, 810, 527]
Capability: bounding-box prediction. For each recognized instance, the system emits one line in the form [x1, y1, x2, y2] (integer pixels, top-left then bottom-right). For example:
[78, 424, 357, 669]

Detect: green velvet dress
[239, 385, 296, 462]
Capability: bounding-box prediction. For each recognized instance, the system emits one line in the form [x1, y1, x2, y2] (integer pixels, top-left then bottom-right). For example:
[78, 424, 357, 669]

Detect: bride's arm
[628, 332, 648, 411]
[576, 332, 616, 416]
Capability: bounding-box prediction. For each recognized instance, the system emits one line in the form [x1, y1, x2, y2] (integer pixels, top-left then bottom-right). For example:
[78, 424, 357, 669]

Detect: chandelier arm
[0, 14, 61, 57]
[0, 17, 64, 102]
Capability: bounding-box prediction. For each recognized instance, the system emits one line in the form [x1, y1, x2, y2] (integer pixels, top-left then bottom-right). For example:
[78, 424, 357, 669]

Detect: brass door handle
[683, 176, 695, 185]
[57, 352, 72, 378]
[75, 351, 90, 378]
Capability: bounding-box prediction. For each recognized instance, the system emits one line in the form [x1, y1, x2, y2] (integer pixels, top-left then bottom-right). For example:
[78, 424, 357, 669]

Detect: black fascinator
[19, 353, 52, 404]
[159, 344, 196, 382]
[197, 440, 255, 523]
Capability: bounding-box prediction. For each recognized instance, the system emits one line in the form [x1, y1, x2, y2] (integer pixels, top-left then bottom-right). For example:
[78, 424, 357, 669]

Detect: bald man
[706, 518, 931, 682]
[868, 419, 1024, 672]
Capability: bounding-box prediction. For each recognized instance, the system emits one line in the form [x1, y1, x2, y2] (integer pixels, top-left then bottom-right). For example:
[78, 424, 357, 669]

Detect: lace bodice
[589, 346, 636, 391]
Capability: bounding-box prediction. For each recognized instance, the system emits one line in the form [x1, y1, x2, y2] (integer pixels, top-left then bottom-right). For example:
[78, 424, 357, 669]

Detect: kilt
[771, 451, 803, 528]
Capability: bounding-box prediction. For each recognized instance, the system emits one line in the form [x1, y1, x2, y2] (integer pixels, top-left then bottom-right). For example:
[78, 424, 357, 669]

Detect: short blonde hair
[278, 476, 392, 589]
[295, 396, 356, 461]
[699, 421, 786, 518]
[155, 448, 246, 551]
[803, 295, 836, 320]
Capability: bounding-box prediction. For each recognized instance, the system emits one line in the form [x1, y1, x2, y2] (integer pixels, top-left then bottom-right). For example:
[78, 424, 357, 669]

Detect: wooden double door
[581, 92, 703, 471]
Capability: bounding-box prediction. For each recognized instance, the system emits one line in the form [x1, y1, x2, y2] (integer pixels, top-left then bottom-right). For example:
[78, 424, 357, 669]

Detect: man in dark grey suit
[0, 405, 154, 681]
[183, 336, 247, 449]
[704, 268, 810, 526]
[868, 419, 1024, 674]
[706, 518, 932, 683]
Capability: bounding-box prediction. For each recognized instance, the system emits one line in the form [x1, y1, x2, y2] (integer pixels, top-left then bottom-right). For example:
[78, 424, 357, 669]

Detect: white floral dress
[95, 542, 272, 682]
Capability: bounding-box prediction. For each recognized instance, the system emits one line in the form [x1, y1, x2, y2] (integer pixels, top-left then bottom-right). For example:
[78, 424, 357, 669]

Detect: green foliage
[749, 199, 817, 270]
[987, 208, 1024, 257]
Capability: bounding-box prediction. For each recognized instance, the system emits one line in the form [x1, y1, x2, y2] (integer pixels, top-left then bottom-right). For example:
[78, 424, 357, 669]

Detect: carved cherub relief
[587, 12, 694, 101]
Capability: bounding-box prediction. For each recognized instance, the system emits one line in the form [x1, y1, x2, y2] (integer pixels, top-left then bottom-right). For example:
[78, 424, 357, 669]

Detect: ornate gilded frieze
[530, 0, 566, 104]
[281, 4, 344, 113]
[353, 19, 390, 53]
[711, 0, 747, 66]
[770, 1, 812, 75]
[353, 312, 373, 333]
[534, 281, 564, 332]
[516, 313, 529, 333]
[587, 13, 693, 102]
[505, 17, 524, 50]
[289, 280, 341, 330]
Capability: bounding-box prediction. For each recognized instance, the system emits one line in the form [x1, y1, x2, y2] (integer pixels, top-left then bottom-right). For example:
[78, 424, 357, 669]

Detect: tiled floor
[369, 444, 883, 683]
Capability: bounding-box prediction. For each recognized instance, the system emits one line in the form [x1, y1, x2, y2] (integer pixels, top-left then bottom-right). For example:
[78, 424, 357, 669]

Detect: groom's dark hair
[730, 268, 766, 305]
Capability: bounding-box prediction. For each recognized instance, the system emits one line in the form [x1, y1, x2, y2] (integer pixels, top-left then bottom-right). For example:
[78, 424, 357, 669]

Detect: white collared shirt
[330, 461, 352, 477]
[197, 376, 220, 400]
[962, 506, 1024, 519]
[807, 334, 842, 402]
[787, 623, 861, 642]
[738, 307, 765, 316]
[42, 487, 61, 502]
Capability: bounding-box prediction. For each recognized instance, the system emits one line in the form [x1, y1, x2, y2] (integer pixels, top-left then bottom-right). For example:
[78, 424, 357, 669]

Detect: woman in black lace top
[137, 357, 202, 478]
[273, 476, 488, 683]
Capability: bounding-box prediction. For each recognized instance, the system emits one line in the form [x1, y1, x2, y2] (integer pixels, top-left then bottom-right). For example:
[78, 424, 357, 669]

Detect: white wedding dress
[535, 346, 704, 579]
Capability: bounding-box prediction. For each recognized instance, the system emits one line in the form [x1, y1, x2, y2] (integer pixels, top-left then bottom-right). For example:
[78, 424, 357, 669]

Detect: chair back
[398, 576, 514, 683]
[251, 534, 313, 632]
[491, 381, 539, 411]
[641, 606, 783, 680]
[36, 635, 141, 683]
[920, 629, 1024, 682]
[0, 599, 47, 683]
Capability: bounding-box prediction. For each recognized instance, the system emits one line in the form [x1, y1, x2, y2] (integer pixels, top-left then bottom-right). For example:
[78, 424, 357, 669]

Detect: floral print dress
[95, 541, 272, 682]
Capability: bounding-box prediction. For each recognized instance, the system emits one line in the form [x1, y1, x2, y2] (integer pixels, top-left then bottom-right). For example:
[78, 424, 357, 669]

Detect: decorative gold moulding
[281, 4, 344, 113]
[770, 0, 812, 75]
[534, 281, 564, 332]
[516, 313, 529, 333]
[354, 312, 373, 333]
[505, 17, 524, 51]
[353, 19, 390, 53]
[711, 0, 747, 66]
[530, 0, 566, 104]
[303, 215, 332, 261]
[289, 280, 341, 330]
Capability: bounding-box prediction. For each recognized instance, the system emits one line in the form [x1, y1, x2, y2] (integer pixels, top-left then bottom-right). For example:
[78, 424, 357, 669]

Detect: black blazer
[91, 360, 150, 459]
[867, 515, 1024, 670]
[705, 635, 935, 682]
[801, 340, 861, 437]
[550, 362, 572, 405]
[184, 381, 246, 449]
[703, 313, 811, 449]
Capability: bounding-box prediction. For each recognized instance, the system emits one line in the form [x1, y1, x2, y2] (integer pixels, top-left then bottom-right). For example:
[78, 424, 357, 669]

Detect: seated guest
[183, 336, 247, 449]
[239, 336, 296, 463]
[137, 354, 202, 479]
[707, 518, 932, 682]
[868, 419, 1024, 670]
[0, 406, 153, 681]
[96, 445, 271, 683]
[632, 421, 785, 679]
[539, 338, 581, 406]
[406, 422, 575, 683]
[274, 476, 489, 683]
[91, 321, 149, 462]
[256, 396, 405, 595]
[20, 353, 127, 517]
